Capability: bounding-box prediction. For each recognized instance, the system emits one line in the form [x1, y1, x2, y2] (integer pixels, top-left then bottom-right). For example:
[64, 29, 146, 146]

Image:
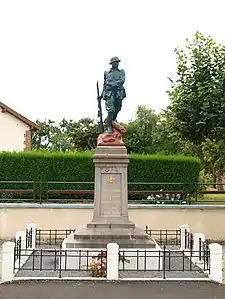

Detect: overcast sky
[1, 0, 225, 124]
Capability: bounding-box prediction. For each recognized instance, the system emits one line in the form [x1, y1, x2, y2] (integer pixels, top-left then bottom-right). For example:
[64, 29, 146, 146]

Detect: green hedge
[0, 151, 200, 199]
[128, 154, 200, 193]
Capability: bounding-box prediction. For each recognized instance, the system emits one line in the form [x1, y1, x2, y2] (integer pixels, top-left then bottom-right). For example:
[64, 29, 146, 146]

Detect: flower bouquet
[90, 251, 130, 277]
[91, 251, 107, 277]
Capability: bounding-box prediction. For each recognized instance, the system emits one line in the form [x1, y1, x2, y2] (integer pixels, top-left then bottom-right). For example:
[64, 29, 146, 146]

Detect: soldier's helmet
[109, 56, 121, 64]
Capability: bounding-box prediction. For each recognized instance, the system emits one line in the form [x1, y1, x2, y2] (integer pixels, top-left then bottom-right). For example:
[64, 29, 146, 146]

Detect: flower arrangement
[146, 190, 189, 204]
[90, 250, 130, 277]
[91, 251, 107, 277]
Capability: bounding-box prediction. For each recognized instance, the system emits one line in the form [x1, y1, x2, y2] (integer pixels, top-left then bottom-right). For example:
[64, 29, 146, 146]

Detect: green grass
[195, 187, 225, 204]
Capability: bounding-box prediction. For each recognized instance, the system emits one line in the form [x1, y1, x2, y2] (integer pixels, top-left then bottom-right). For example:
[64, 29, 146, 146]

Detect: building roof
[0, 102, 39, 131]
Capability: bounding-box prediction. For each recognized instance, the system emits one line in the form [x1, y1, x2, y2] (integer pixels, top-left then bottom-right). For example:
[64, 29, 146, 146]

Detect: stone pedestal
[91, 145, 131, 225]
[65, 143, 155, 249]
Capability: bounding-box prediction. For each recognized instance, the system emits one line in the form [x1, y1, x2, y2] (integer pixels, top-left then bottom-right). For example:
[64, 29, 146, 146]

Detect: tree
[31, 119, 61, 150]
[31, 117, 98, 152]
[151, 110, 184, 154]
[201, 139, 225, 188]
[68, 117, 98, 151]
[124, 105, 158, 154]
[168, 31, 225, 144]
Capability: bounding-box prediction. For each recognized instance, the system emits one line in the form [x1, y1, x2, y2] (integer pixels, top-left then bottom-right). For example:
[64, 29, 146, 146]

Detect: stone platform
[65, 224, 155, 248]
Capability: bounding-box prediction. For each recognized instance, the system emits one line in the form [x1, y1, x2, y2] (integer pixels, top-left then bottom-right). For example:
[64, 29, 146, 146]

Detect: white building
[0, 102, 39, 152]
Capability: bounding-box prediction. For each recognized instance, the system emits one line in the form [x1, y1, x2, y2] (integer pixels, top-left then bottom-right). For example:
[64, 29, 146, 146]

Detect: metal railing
[0, 180, 38, 201]
[1, 180, 225, 204]
[34, 228, 181, 247]
[35, 229, 76, 246]
[13, 247, 106, 278]
[14, 236, 22, 261]
[119, 246, 210, 279]
[13, 246, 210, 279]
[199, 238, 210, 267]
[145, 226, 181, 245]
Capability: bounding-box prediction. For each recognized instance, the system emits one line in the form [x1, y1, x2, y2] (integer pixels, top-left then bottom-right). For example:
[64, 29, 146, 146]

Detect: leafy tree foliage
[168, 31, 225, 144]
[31, 119, 61, 151]
[31, 106, 192, 156]
[124, 105, 158, 154]
[31, 118, 98, 152]
[201, 139, 225, 183]
[151, 110, 184, 155]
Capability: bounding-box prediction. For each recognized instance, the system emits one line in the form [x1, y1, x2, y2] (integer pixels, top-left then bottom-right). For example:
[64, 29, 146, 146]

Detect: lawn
[194, 188, 225, 205]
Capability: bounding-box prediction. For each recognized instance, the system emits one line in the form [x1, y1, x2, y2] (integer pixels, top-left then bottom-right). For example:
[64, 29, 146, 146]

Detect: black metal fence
[33, 228, 181, 247]
[199, 238, 210, 266]
[145, 226, 181, 245]
[14, 236, 22, 261]
[35, 229, 76, 246]
[13, 248, 106, 278]
[13, 245, 210, 279]
[119, 246, 210, 279]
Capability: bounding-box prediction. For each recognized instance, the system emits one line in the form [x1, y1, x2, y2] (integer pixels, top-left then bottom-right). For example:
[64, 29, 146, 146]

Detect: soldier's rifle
[96, 81, 104, 134]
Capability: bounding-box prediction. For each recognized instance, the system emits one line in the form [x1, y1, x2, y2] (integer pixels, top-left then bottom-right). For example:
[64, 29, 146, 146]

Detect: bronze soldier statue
[98, 56, 126, 134]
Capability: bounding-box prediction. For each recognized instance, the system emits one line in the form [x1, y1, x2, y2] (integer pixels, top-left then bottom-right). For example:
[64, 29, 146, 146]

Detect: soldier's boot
[112, 112, 118, 122]
[106, 112, 113, 134]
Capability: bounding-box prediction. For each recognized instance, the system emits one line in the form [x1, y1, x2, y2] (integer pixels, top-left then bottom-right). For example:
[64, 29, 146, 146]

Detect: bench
[0, 189, 35, 199]
[47, 189, 94, 200]
[46, 189, 186, 201]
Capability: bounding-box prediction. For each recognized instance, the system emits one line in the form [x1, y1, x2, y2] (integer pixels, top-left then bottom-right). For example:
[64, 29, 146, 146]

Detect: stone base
[65, 223, 155, 249]
[64, 143, 155, 249]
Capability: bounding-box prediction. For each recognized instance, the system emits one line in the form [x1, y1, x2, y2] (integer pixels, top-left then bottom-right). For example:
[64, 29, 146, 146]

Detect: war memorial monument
[1, 58, 220, 284]
[65, 57, 155, 249]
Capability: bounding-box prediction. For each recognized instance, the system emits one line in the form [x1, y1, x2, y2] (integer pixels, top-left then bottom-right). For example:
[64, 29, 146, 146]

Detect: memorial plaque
[100, 173, 122, 216]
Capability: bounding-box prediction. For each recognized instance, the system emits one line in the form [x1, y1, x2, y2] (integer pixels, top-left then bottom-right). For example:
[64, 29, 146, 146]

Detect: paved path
[1, 281, 225, 299]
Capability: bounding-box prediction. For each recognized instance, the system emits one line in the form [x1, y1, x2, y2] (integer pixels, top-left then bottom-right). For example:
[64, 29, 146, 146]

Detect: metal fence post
[16, 231, 26, 264]
[59, 245, 62, 278]
[193, 233, 205, 264]
[27, 223, 36, 249]
[162, 245, 166, 279]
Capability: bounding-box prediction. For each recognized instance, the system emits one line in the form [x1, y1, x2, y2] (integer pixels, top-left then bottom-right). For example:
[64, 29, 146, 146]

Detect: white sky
[1, 0, 225, 124]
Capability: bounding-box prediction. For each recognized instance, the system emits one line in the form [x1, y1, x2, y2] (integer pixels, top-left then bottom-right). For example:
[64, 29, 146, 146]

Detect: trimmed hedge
[129, 154, 200, 192]
[0, 151, 200, 198]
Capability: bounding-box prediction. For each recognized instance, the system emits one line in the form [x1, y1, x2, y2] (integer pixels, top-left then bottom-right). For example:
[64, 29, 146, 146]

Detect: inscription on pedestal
[100, 173, 122, 216]
[102, 166, 119, 173]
